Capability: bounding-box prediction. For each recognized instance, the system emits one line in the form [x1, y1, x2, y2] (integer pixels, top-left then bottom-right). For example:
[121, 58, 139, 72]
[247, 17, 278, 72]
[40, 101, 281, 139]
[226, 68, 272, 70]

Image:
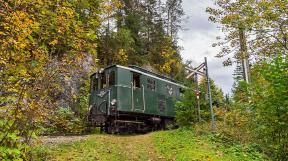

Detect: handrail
[108, 90, 111, 115]
[142, 84, 145, 112]
[131, 82, 134, 111]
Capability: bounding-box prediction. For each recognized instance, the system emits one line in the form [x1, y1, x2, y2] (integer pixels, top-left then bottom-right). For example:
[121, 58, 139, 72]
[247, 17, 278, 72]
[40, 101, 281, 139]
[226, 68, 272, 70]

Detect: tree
[207, 0, 287, 65]
[96, 0, 184, 80]
[0, 0, 101, 159]
[250, 56, 288, 160]
[175, 81, 198, 127]
[198, 78, 224, 120]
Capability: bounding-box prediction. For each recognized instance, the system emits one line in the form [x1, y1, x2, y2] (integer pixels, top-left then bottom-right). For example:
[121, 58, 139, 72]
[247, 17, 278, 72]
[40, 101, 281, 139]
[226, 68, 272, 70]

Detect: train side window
[109, 71, 115, 86]
[158, 100, 166, 112]
[147, 78, 155, 91]
[132, 73, 140, 88]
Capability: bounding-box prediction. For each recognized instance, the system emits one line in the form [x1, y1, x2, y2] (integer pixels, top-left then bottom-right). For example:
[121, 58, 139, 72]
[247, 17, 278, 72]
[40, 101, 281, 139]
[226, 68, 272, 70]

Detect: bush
[218, 56, 288, 160]
[41, 108, 84, 135]
[0, 119, 31, 160]
[175, 87, 198, 127]
[250, 56, 288, 160]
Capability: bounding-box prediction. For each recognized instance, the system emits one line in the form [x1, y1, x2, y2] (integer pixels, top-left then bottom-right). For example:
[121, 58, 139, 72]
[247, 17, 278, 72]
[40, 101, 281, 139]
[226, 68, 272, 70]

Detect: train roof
[92, 65, 186, 88]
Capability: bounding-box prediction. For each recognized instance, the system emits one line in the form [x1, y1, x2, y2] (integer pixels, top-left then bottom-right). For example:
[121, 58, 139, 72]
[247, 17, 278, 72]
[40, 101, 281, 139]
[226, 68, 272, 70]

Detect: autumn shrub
[214, 107, 253, 144]
[0, 0, 100, 160]
[41, 108, 84, 135]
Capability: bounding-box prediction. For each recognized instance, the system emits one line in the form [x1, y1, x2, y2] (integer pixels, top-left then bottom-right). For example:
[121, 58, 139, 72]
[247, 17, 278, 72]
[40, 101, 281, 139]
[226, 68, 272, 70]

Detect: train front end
[87, 67, 117, 127]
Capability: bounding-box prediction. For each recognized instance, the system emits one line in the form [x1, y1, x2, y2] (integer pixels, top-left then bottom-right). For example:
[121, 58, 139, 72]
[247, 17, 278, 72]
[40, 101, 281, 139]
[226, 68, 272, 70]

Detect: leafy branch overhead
[207, 0, 287, 65]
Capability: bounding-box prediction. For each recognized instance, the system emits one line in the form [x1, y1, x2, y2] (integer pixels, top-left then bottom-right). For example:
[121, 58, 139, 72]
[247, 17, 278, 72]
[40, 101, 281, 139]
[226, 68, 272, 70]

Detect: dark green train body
[87, 65, 185, 133]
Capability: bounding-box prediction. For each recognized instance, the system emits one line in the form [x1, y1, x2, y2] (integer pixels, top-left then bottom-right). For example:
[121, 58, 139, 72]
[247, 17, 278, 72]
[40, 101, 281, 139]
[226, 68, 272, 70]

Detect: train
[87, 65, 185, 133]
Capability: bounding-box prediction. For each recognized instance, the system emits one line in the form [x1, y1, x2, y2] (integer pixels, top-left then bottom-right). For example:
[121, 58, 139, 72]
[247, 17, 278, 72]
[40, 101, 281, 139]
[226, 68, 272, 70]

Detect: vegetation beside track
[32, 133, 165, 161]
[153, 128, 267, 161]
[32, 128, 267, 161]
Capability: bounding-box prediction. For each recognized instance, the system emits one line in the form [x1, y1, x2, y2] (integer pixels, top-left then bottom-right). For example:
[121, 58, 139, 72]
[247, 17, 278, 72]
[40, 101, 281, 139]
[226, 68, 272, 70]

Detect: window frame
[147, 78, 156, 91]
[109, 71, 116, 86]
[132, 73, 141, 88]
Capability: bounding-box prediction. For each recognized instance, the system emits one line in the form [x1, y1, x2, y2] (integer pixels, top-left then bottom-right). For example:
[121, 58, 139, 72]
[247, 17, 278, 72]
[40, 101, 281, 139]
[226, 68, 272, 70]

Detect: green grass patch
[32, 129, 268, 161]
[31, 134, 162, 161]
[153, 128, 267, 161]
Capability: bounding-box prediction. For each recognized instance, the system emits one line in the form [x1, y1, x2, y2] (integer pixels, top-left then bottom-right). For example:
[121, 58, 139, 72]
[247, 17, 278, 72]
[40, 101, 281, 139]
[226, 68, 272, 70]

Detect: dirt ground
[38, 135, 90, 145]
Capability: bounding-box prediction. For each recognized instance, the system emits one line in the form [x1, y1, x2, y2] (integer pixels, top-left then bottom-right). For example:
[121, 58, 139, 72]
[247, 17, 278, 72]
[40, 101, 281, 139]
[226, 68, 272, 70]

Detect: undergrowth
[153, 127, 268, 161]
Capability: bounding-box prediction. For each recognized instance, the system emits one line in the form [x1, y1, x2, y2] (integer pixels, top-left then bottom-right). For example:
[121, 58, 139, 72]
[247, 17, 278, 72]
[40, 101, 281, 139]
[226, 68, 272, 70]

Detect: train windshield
[98, 71, 115, 89]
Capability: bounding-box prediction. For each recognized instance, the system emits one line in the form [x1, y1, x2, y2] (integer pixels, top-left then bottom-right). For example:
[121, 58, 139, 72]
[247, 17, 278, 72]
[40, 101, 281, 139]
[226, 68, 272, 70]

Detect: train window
[158, 100, 166, 112]
[147, 78, 155, 91]
[109, 71, 115, 86]
[100, 73, 107, 89]
[132, 73, 140, 88]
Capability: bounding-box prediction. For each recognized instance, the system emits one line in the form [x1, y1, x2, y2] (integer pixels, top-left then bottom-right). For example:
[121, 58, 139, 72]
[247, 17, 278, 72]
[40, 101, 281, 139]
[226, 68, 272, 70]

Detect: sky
[179, 0, 234, 94]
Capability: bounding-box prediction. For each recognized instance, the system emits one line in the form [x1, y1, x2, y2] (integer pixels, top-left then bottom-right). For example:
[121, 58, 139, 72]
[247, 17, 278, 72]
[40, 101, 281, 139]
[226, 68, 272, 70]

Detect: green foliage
[30, 145, 51, 161]
[199, 78, 225, 120]
[217, 56, 287, 160]
[207, 0, 287, 159]
[175, 85, 198, 127]
[42, 108, 84, 135]
[0, 120, 29, 160]
[175, 78, 225, 127]
[232, 80, 249, 103]
[249, 56, 288, 160]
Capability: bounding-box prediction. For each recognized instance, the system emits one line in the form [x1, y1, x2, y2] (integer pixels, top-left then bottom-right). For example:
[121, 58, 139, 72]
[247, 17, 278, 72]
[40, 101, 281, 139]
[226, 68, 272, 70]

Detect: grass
[32, 133, 165, 161]
[152, 128, 267, 161]
[32, 128, 267, 161]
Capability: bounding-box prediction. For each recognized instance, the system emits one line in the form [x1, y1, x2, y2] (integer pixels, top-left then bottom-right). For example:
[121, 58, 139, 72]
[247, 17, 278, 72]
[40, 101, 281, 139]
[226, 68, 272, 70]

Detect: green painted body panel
[89, 65, 183, 118]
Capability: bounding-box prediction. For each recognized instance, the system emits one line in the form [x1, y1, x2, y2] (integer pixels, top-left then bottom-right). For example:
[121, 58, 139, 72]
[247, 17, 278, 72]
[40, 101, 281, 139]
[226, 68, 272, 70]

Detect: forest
[0, 0, 287, 160]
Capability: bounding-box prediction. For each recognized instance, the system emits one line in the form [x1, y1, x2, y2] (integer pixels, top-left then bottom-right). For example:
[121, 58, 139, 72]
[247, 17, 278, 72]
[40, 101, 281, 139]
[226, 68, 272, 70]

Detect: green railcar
[87, 65, 185, 133]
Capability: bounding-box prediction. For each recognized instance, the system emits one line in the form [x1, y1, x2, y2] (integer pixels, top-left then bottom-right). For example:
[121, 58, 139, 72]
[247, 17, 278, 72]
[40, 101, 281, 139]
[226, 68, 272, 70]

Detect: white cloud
[179, 0, 234, 94]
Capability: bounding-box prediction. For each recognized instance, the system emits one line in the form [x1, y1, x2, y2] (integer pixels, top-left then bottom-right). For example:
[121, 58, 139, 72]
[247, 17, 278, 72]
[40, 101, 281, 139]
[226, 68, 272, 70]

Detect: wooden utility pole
[239, 26, 250, 84]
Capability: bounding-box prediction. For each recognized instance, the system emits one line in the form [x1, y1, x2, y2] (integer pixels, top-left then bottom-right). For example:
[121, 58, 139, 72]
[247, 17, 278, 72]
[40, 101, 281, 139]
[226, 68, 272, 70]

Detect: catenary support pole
[195, 74, 201, 122]
[205, 57, 215, 131]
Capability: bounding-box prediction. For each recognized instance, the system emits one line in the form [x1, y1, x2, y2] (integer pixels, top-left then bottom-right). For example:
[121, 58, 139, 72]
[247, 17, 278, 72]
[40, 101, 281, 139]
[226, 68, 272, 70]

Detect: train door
[132, 72, 144, 112]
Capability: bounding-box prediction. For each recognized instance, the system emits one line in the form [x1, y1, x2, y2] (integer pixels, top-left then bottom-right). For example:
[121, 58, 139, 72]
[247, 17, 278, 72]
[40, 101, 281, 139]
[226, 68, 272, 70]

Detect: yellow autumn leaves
[1, 11, 39, 50]
[158, 37, 181, 75]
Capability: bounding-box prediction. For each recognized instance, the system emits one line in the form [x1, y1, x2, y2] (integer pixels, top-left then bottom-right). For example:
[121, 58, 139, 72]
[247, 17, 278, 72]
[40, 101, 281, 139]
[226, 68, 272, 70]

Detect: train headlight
[111, 99, 117, 106]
